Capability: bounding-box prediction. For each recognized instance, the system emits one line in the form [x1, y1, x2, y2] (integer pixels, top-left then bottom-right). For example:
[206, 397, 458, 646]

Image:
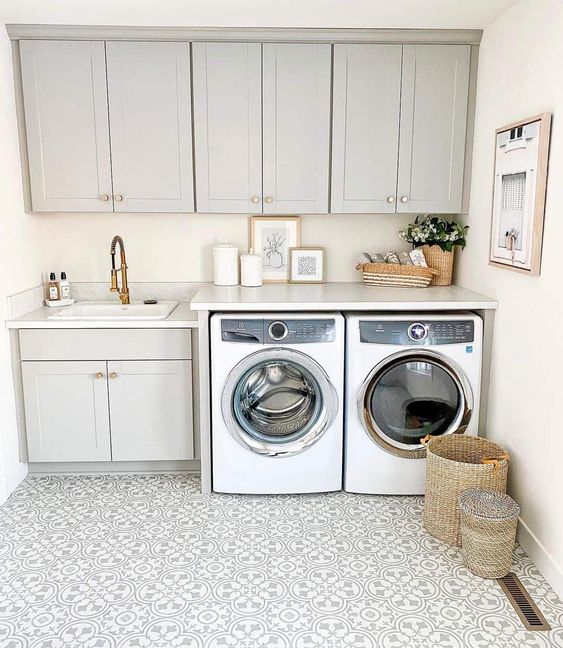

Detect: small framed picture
[288, 247, 326, 284]
[249, 216, 301, 283]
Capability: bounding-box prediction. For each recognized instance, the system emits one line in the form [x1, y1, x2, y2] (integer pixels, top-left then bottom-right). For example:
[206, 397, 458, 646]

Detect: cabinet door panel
[262, 44, 331, 214]
[192, 42, 262, 213]
[106, 41, 194, 213]
[22, 361, 111, 462]
[397, 45, 470, 213]
[108, 361, 193, 461]
[20, 40, 113, 212]
[331, 44, 402, 213]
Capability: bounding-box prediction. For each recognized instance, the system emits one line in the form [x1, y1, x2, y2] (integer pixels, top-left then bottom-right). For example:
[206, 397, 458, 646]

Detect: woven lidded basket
[420, 245, 455, 286]
[459, 489, 520, 579]
[356, 262, 438, 288]
[422, 435, 509, 546]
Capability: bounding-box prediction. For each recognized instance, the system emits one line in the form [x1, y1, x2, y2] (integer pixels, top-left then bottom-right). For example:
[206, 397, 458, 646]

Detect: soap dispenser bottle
[47, 273, 60, 301]
[59, 272, 71, 300]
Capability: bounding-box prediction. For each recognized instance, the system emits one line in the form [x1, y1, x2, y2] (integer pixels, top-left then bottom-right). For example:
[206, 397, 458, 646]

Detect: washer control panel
[222, 318, 336, 344]
[360, 320, 474, 345]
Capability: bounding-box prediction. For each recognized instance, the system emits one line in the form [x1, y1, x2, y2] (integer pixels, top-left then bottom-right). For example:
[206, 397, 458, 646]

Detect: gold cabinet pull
[109, 372, 118, 379]
[95, 372, 104, 379]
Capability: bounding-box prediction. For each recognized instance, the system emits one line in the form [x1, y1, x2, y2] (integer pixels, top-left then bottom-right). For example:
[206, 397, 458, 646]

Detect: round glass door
[360, 351, 472, 459]
[222, 349, 338, 456]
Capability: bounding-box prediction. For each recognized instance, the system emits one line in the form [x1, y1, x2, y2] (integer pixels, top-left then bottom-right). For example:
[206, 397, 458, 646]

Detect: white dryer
[211, 313, 344, 494]
[345, 312, 483, 494]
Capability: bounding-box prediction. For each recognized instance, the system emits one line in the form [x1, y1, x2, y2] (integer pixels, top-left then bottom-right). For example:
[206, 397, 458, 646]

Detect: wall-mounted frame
[489, 113, 551, 275]
[288, 247, 326, 284]
[249, 216, 301, 283]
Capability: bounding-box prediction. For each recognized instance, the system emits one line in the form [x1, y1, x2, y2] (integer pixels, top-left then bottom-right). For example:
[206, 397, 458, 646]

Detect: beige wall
[0, 25, 43, 502]
[456, 0, 563, 595]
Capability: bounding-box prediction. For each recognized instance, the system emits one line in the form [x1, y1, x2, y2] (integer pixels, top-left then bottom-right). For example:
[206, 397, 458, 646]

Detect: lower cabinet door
[22, 361, 111, 462]
[108, 360, 194, 461]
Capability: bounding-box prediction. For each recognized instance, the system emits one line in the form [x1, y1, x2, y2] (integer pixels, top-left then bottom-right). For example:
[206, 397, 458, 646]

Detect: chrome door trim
[222, 348, 339, 457]
[358, 349, 473, 459]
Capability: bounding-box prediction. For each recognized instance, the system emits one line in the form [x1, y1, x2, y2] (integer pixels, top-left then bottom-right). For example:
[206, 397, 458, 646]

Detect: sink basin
[48, 300, 179, 321]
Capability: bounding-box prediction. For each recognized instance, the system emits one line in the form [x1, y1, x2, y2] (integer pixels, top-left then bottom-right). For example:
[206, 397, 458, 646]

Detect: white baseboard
[28, 459, 201, 474]
[518, 517, 563, 600]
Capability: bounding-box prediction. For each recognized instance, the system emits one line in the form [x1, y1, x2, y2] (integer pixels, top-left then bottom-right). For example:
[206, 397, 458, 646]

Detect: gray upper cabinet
[106, 42, 194, 213]
[331, 44, 402, 214]
[262, 44, 331, 214]
[397, 45, 470, 214]
[192, 42, 262, 214]
[20, 40, 113, 212]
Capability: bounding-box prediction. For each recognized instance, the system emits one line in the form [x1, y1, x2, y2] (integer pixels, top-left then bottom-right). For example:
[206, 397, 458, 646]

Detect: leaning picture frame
[288, 247, 326, 284]
[249, 216, 301, 283]
[489, 113, 552, 275]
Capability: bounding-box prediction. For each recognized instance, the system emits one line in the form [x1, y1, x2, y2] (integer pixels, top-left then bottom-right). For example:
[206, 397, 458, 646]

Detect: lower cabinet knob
[265, 196, 273, 204]
[386, 196, 395, 203]
[100, 194, 110, 202]
[114, 194, 124, 202]
[95, 372, 104, 379]
[109, 372, 118, 379]
[250, 196, 260, 204]
[400, 196, 409, 203]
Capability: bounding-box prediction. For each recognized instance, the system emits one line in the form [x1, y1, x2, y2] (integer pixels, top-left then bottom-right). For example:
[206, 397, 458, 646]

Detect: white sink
[47, 300, 179, 321]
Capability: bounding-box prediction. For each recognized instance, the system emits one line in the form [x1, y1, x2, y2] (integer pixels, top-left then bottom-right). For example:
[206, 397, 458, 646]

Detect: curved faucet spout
[110, 235, 130, 304]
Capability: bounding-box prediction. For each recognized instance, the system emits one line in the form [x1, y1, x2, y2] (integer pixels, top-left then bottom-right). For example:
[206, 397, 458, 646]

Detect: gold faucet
[110, 235, 130, 304]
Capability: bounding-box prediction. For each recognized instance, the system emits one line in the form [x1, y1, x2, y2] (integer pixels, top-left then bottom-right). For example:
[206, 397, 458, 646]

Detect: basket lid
[459, 489, 520, 520]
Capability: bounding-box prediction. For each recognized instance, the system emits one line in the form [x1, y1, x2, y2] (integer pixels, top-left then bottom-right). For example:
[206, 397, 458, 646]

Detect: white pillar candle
[240, 248, 263, 287]
[213, 241, 239, 286]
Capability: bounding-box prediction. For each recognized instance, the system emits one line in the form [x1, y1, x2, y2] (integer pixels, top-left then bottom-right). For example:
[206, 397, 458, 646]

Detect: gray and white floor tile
[0, 473, 562, 647]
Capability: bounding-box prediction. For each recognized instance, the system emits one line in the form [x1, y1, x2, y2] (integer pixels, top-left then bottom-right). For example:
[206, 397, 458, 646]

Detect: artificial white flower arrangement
[399, 215, 469, 253]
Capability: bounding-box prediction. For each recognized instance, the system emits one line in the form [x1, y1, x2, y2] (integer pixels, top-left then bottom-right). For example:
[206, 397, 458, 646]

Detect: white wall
[0, 25, 43, 502]
[457, 0, 563, 596]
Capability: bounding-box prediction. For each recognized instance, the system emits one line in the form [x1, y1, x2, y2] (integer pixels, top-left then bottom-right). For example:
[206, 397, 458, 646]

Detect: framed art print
[288, 247, 326, 284]
[489, 113, 551, 275]
[249, 216, 301, 283]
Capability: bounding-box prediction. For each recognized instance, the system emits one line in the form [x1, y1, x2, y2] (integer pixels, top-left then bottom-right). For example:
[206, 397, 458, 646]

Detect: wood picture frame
[489, 113, 551, 275]
[288, 247, 326, 284]
[249, 216, 301, 283]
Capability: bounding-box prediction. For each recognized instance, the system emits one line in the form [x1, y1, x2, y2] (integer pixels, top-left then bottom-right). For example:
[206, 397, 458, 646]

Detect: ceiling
[0, 0, 518, 30]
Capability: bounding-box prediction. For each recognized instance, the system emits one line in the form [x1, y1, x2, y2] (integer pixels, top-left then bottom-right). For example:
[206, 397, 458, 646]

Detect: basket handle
[420, 434, 435, 446]
[481, 453, 510, 471]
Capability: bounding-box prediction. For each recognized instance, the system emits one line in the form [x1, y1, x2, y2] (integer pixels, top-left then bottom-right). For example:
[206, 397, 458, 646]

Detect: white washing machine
[211, 313, 344, 494]
[345, 312, 483, 495]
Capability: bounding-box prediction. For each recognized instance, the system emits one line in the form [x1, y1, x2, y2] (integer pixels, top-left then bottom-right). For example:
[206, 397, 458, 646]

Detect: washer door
[358, 350, 473, 459]
[222, 348, 339, 456]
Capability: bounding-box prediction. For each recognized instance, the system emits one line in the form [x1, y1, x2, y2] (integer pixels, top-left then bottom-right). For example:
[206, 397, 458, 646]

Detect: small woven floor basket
[356, 262, 438, 288]
[459, 489, 520, 579]
[423, 435, 509, 546]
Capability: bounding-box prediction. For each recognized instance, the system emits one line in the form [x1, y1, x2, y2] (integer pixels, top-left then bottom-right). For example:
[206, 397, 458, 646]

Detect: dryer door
[222, 348, 339, 456]
[359, 350, 473, 459]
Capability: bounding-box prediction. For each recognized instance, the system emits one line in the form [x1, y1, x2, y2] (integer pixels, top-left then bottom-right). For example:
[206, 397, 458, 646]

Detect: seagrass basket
[420, 245, 455, 286]
[459, 489, 520, 578]
[422, 435, 509, 546]
[356, 262, 438, 288]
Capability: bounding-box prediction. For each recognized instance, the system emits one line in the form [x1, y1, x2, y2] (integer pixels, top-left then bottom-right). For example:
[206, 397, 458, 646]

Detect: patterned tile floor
[0, 474, 562, 648]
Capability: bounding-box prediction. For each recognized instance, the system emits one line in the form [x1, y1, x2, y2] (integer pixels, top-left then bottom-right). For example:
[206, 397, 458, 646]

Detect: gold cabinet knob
[264, 196, 273, 204]
[114, 194, 124, 202]
[386, 196, 395, 203]
[400, 196, 409, 203]
[109, 372, 118, 379]
[95, 372, 104, 379]
[100, 194, 110, 201]
[250, 196, 260, 204]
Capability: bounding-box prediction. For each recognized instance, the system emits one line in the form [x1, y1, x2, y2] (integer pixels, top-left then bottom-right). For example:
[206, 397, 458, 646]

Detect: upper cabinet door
[192, 42, 262, 213]
[20, 40, 113, 212]
[106, 42, 194, 213]
[397, 45, 470, 214]
[331, 44, 402, 214]
[262, 44, 331, 214]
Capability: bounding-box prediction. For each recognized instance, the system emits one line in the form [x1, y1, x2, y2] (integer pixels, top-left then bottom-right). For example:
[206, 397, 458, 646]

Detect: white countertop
[6, 301, 199, 329]
[189, 282, 497, 311]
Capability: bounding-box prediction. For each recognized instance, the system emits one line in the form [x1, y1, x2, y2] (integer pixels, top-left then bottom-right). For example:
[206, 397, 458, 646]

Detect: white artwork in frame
[489, 113, 551, 275]
[249, 216, 301, 283]
[289, 247, 326, 284]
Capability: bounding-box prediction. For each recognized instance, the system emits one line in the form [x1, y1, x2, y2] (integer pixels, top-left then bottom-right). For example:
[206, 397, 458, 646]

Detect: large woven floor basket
[423, 435, 509, 546]
[356, 262, 438, 288]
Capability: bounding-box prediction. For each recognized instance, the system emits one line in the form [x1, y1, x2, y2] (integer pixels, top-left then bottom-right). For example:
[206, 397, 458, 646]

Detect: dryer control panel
[360, 320, 474, 345]
[221, 318, 336, 344]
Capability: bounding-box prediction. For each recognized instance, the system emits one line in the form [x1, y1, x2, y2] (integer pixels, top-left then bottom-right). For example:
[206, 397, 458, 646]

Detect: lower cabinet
[20, 329, 194, 463]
